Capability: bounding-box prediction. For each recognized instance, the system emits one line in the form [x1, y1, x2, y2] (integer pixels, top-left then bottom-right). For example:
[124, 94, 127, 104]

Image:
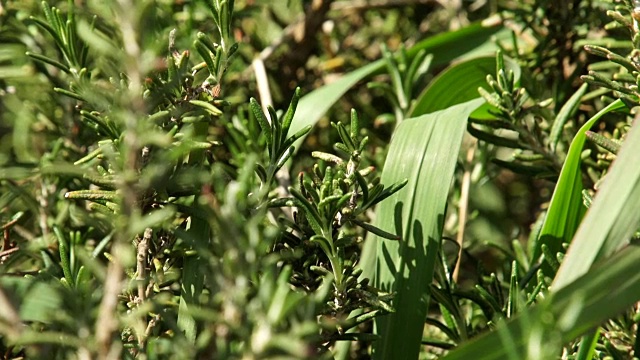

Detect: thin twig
[453, 140, 476, 283]
[137, 301, 160, 351]
[1, 215, 18, 261]
[254, 45, 293, 221]
[114, 0, 145, 219]
[95, 246, 124, 360]
[144, 314, 161, 339]
[0, 247, 19, 259]
[1, 216, 20, 231]
[253, 57, 273, 122]
[136, 228, 152, 302]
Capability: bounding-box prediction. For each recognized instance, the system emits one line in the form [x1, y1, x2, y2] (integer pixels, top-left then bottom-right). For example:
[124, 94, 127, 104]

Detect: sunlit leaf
[361, 98, 485, 360]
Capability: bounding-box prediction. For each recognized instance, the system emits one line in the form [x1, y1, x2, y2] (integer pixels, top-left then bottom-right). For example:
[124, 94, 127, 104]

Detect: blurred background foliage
[1, 0, 639, 358]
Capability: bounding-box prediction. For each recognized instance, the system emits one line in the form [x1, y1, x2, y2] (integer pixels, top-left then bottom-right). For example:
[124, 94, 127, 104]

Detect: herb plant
[2, 1, 640, 359]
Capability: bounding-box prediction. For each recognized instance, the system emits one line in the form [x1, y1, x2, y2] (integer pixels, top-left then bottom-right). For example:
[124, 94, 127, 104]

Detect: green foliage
[533, 99, 626, 277]
[3, 0, 640, 359]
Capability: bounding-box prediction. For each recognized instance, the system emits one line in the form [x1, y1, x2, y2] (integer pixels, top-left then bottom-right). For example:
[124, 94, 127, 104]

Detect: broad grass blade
[409, 56, 520, 117]
[362, 98, 485, 360]
[335, 23, 503, 360]
[289, 21, 502, 150]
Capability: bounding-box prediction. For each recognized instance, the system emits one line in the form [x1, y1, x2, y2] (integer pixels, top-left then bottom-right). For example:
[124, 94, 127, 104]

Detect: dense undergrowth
[1, 0, 640, 359]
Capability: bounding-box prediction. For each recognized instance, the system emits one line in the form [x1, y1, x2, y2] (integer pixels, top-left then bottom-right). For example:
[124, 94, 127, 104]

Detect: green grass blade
[553, 110, 640, 289]
[532, 99, 626, 274]
[549, 83, 588, 151]
[444, 244, 640, 360]
[444, 108, 640, 360]
[361, 98, 485, 360]
[409, 56, 520, 117]
[288, 60, 380, 151]
[575, 329, 600, 360]
[289, 21, 502, 151]
[404, 19, 503, 63]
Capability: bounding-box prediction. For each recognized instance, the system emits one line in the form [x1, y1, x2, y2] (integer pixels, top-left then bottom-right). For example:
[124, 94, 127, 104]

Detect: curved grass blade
[549, 83, 588, 151]
[553, 107, 640, 289]
[531, 99, 626, 275]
